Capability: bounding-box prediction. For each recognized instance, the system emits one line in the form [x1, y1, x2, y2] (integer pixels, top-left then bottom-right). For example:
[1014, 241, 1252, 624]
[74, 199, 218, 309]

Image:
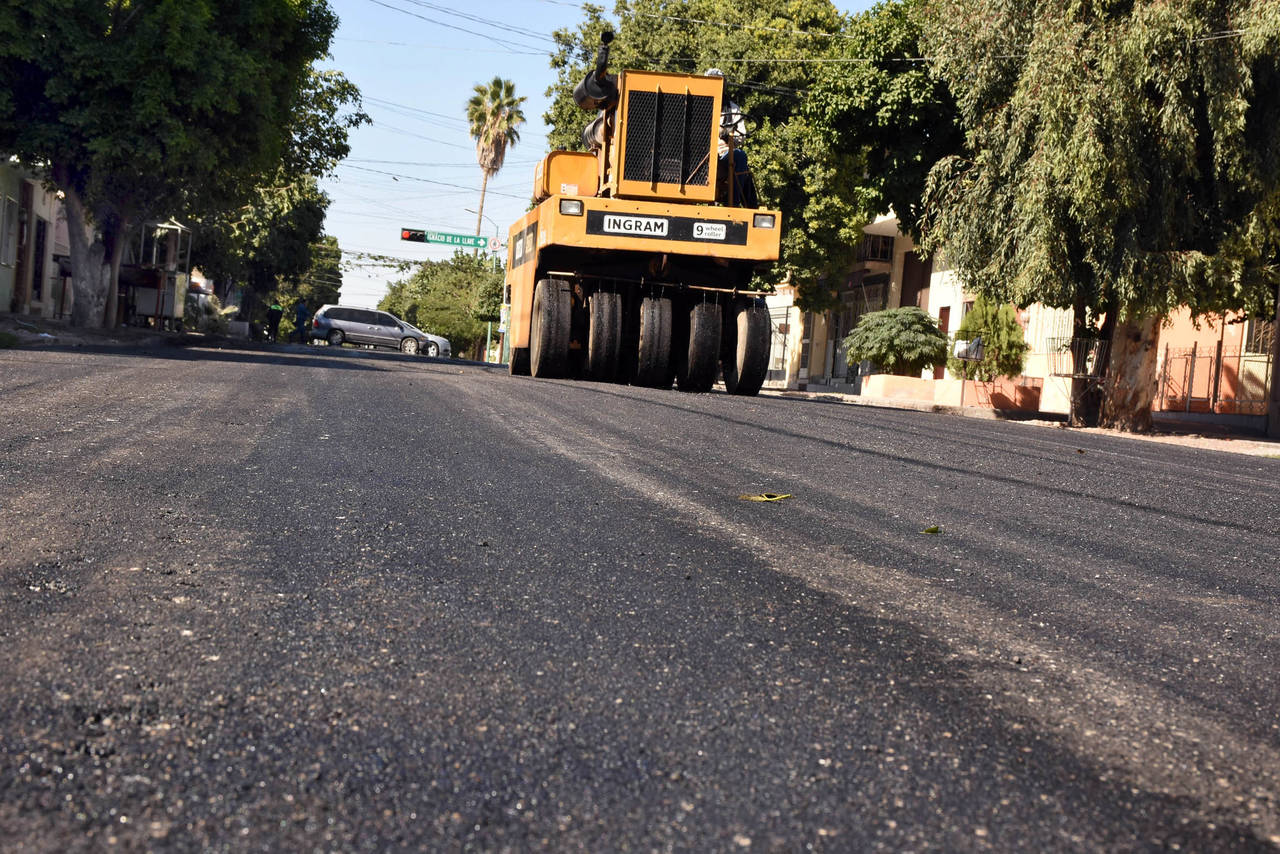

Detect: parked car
[399, 321, 451, 358]
[310, 305, 451, 357]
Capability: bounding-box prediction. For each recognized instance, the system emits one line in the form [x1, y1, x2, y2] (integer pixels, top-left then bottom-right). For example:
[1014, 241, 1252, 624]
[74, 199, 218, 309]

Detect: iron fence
[1157, 340, 1274, 415]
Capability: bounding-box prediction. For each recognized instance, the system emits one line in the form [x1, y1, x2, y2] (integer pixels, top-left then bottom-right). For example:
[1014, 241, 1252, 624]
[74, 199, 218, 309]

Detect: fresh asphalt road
[1, 341, 1278, 852]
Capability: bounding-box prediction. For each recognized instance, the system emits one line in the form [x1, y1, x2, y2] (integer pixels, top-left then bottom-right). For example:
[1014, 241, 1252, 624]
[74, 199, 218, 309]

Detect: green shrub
[843, 307, 949, 376]
[946, 296, 1030, 381]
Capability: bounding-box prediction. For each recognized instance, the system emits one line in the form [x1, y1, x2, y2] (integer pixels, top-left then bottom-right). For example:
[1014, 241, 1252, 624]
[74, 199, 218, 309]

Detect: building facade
[764, 213, 1276, 431]
[1, 161, 71, 320]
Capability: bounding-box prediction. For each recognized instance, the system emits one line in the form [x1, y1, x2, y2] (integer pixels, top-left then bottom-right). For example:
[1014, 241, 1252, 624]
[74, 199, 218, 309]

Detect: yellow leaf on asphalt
[738, 493, 793, 502]
[920, 525, 942, 534]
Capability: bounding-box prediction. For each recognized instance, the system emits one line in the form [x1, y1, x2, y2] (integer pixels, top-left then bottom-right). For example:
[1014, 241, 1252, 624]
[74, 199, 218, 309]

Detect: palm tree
[466, 77, 526, 236]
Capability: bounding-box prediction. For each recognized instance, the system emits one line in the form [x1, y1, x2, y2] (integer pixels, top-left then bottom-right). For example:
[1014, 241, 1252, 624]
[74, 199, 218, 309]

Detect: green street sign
[401, 228, 489, 250]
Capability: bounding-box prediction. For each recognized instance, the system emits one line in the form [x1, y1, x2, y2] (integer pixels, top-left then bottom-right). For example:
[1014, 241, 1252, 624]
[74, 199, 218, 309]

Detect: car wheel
[401, 337, 419, 355]
[327, 329, 344, 347]
[426, 341, 439, 357]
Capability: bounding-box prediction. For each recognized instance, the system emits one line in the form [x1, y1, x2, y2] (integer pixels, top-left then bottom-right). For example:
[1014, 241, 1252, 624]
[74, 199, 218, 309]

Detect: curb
[759, 387, 1279, 456]
[761, 388, 1064, 424]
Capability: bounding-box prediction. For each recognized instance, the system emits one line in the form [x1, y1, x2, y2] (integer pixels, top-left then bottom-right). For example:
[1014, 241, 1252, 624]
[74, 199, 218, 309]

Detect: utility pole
[466, 209, 503, 364]
[1269, 283, 1279, 439]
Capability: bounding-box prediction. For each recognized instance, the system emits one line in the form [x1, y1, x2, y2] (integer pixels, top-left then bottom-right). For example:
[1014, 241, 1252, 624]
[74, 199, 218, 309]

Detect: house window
[799, 312, 813, 370]
[0, 196, 17, 266]
[32, 218, 47, 301]
[856, 234, 894, 262]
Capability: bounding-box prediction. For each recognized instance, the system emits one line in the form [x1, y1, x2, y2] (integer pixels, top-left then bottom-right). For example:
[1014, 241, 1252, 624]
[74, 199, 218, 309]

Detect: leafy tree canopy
[544, 0, 867, 310]
[191, 173, 330, 296]
[920, 0, 1280, 319]
[380, 252, 504, 356]
[273, 234, 344, 341]
[805, 0, 963, 241]
[946, 296, 1030, 381]
[0, 1, 365, 325]
[467, 77, 526, 236]
[843, 306, 948, 375]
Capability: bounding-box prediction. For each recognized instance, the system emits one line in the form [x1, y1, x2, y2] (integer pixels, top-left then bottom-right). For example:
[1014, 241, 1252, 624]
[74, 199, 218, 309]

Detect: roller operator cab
[505, 32, 780, 394]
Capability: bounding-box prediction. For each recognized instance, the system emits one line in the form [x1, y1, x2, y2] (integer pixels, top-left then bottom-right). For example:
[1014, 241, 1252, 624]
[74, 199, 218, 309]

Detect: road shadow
[34, 341, 505, 374]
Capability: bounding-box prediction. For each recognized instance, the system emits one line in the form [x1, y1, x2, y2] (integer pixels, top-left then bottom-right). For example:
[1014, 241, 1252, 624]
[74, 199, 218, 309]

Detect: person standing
[266, 301, 283, 342]
[293, 299, 310, 344]
[705, 68, 758, 209]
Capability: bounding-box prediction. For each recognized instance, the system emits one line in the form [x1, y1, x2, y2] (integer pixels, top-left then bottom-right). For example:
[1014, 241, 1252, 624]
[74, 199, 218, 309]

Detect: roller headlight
[753, 213, 776, 229]
[560, 199, 584, 216]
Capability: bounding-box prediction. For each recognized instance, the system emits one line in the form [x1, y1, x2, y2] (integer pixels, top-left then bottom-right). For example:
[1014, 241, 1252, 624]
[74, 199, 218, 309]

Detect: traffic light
[401, 228, 425, 242]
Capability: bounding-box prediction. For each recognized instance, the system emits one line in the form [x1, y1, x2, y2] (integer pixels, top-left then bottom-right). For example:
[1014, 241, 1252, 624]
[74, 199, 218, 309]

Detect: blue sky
[321, 0, 877, 307]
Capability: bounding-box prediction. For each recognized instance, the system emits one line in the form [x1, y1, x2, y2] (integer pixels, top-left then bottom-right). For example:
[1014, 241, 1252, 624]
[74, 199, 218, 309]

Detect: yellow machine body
[506, 195, 779, 350]
[502, 55, 779, 394]
[532, 151, 599, 203]
[606, 70, 724, 204]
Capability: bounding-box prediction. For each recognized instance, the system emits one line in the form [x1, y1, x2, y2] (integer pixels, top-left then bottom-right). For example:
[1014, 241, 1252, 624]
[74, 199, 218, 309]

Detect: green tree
[543, 0, 864, 310]
[191, 174, 331, 314]
[843, 306, 949, 376]
[945, 296, 1029, 381]
[467, 77, 526, 237]
[0, 3, 364, 328]
[380, 252, 504, 357]
[274, 235, 344, 342]
[921, 0, 1280, 430]
[805, 0, 963, 241]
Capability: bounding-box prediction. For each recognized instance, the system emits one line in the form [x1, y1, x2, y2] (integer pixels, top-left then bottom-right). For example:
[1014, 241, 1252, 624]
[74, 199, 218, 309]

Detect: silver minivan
[310, 305, 450, 357]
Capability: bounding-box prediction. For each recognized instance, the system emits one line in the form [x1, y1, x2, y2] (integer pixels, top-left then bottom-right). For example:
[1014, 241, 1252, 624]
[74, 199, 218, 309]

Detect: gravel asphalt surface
[1, 340, 1278, 852]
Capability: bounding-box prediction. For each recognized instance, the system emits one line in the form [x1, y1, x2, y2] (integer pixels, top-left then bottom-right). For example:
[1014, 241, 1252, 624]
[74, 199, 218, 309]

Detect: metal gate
[1157, 338, 1274, 416]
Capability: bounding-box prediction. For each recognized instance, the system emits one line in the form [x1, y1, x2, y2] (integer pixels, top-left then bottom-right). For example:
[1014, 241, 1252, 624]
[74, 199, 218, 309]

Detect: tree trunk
[475, 171, 490, 237]
[60, 182, 110, 328]
[1067, 297, 1116, 427]
[1268, 283, 1279, 439]
[103, 220, 127, 329]
[1100, 314, 1161, 432]
[1068, 296, 1099, 427]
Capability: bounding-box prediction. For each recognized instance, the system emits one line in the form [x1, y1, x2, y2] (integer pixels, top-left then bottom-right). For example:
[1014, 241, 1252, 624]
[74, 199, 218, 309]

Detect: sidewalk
[0, 313, 196, 349]
[762, 387, 1280, 459]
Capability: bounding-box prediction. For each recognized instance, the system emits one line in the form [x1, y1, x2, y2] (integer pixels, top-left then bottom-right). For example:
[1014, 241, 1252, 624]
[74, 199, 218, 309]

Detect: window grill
[622, 90, 714, 187]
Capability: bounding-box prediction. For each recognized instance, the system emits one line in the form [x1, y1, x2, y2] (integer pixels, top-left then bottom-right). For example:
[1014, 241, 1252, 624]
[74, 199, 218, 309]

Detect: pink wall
[861, 375, 1043, 411]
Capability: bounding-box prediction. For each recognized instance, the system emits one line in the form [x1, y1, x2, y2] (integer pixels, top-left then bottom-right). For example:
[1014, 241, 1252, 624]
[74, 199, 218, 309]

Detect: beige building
[765, 213, 928, 393]
[764, 213, 1073, 413]
[1, 160, 71, 319]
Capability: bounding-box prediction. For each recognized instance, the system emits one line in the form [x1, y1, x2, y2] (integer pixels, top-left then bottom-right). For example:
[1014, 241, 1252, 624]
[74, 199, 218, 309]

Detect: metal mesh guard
[623, 91, 714, 186]
[1046, 337, 1110, 378]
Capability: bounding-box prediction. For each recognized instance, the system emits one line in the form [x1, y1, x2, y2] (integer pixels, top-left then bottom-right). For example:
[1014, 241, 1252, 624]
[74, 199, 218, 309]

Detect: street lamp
[466, 208, 501, 244]
[466, 208, 505, 364]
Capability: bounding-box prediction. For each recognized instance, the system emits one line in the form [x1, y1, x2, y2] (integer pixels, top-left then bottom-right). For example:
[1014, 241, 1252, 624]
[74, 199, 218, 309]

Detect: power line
[335, 36, 543, 55]
[335, 164, 528, 199]
[366, 121, 472, 149]
[364, 97, 549, 139]
[635, 11, 855, 42]
[538, 1, 1257, 59]
[365, 0, 550, 53]
[347, 157, 538, 167]
[364, 97, 469, 126]
[397, 0, 558, 45]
